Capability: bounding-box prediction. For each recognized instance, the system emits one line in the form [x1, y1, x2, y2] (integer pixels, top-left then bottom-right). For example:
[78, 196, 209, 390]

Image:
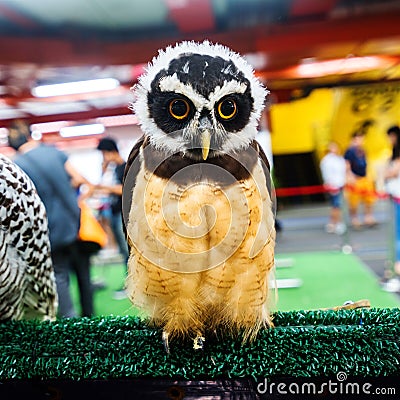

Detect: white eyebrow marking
[206, 80, 248, 108]
[158, 74, 248, 111]
[158, 74, 206, 109]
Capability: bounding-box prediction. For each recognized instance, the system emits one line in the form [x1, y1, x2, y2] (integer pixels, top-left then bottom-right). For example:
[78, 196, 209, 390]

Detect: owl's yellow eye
[169, 99, 190, 120]
[217, 98, 237, 120]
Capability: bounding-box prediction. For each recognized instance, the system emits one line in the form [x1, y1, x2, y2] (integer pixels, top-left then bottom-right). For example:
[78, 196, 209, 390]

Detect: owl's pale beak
[201, 129, 211, 160]
[198, 115, 212, 160]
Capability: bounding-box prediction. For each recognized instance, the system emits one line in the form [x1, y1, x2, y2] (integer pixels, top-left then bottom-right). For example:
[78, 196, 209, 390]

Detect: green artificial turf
[74, 262, 138, 317]
[274, 251, 400, 311]
[0, 308, 399, 379]
[70, 251, 400, 317]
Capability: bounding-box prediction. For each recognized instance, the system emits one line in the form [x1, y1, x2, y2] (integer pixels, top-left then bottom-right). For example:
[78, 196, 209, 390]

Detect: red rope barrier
[275, 185, 326, 197]
[275, 183, 392, 200]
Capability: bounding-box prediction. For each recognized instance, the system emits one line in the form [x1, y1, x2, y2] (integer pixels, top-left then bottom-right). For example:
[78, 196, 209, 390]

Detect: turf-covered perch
[0, 308, 399, 380]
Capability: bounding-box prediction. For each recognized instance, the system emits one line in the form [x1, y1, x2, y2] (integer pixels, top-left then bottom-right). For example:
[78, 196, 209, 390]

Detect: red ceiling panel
[166, 0, 215, 33]
[290, 0, 339, 17]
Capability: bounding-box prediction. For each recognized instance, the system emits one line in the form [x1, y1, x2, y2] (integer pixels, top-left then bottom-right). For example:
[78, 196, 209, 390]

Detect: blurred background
[1, 0, 400, 315]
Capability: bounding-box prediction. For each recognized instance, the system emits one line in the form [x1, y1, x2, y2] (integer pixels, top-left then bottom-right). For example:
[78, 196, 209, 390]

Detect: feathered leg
[127, 255, 206, 351]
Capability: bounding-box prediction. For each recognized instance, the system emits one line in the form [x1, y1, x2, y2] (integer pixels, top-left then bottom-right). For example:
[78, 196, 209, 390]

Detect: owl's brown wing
[252, 140, 273, 202]
[122, 134, 147, 236]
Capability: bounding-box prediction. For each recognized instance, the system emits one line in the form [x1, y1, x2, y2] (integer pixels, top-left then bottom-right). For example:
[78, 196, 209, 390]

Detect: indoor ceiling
[0, 0, 400, 129]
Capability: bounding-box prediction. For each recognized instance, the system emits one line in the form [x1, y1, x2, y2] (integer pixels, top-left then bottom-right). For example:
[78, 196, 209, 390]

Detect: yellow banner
[331, 82, 400, 162]
[270, 82, 400, 183]
[270, 89, 333, 155]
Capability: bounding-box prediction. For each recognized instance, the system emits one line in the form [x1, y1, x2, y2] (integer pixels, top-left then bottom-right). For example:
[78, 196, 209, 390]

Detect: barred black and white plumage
[0, 154, 57, 320]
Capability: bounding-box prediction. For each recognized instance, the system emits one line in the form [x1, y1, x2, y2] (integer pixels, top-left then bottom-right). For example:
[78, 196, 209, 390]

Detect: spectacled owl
[123, 41, 275, 351]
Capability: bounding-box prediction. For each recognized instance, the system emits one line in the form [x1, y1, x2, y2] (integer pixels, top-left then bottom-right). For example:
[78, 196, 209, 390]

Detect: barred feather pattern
[0, 154, 57, 320]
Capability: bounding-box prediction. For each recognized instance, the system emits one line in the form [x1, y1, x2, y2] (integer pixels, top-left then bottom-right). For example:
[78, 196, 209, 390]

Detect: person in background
[95, 137, 129, 299]
[320, 141, 347, 234]
[95, 160, 116, 250]
[383, 125, 400, 291]
[8, 120, 95, 317]
[344, 131, 377, 229]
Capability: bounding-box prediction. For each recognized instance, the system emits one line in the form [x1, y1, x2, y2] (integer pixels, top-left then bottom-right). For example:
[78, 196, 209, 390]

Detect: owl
[123, 41, 275, 351]
[0, 154, 57, 321]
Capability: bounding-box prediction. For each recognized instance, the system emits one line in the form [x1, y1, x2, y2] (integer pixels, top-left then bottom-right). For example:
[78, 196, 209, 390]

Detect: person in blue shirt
[344, 131, 377, 229]
[95, 137, 129, 299]
[8, 120, 95, 317]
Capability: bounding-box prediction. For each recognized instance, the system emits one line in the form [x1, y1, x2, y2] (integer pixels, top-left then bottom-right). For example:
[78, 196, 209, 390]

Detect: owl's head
[132, 40, 268, 159]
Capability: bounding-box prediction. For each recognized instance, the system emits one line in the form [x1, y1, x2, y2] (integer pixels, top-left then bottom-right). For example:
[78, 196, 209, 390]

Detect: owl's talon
[193, 334, 205, 350]
[162, 331, 170, 354]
